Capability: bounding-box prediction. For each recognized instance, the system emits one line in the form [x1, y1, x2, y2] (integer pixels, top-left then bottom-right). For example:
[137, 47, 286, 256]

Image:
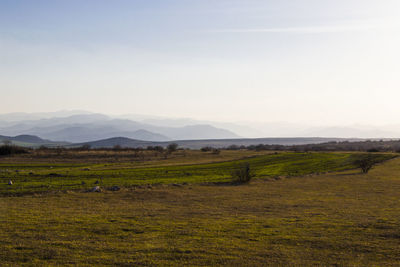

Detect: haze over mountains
[0, 111, 239, 143]
[0, 111, 400, 146]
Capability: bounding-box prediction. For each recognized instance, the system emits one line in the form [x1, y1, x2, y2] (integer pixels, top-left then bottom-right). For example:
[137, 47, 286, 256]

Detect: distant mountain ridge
[2, 111, 400, 140]
[0, 113, 239, 142]
[0, 134, 69, 147]
[0, 134, 373, 150]
[0, 134, 50, 144]
[76, 136, 362, 149]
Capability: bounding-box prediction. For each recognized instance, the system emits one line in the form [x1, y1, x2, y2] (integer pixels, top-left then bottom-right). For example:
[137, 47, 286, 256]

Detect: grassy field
[0, 151, 393, 196]
[1, 150, 399, 265]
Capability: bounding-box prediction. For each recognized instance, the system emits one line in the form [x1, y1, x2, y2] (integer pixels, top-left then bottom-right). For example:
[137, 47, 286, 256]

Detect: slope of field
[0, 152, 394, 196]
[2, 155, 400, 265]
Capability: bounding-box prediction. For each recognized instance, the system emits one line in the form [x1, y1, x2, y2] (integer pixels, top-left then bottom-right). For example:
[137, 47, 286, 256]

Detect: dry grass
[2, 152, 390, 196]
[2, 156, 400, 265]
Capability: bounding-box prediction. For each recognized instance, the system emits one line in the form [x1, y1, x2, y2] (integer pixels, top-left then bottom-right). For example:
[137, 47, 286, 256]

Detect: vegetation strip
[1, 152, 395, 196]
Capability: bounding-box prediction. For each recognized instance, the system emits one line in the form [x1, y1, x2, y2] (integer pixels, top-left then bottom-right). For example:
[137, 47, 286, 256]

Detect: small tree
[201, 146, 213, 152]
[211, 148, 221, 155]
[81, 144, 91, 150]
[355, 155, 376, 173]
[113, 145, 122, 151]
[167, 143, 178, 153]
[154, 146, 164, 153]
[0, 144, 28, 156]
[232, 163, 254, 184]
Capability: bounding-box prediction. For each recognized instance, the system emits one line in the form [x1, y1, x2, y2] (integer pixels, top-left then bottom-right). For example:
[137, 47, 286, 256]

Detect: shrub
[81, 144, 91, 150]
[0, 145, 28, 156]
[201, 146, 213, 152]
[167, 143, 178, 153]
[227, 145, 239, 150]
[113, 145, 122, 151]
[232, 163, 254, 183]
[154, 146, 164, 152]
[38, 145, 48, 150]
[211, 148, 221, 155]
[354, 155, 376, 173]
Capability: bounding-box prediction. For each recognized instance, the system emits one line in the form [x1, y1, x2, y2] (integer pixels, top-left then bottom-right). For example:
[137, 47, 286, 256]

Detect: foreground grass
[2, 156, 400, 266]
[0, 152, 394, 195]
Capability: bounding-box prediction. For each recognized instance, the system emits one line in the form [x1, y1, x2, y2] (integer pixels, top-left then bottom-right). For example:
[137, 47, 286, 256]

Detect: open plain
[2, 150, 400, 266]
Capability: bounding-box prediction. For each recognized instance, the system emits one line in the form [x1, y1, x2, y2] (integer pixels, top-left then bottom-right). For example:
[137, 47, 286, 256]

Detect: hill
[75, 137, 153, 148]
[0, 134, 69, 147]
[76, 137, 360, 149]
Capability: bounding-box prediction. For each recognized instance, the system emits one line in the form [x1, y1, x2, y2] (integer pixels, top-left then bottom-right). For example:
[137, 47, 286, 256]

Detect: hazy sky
[1, 0, 400, 125]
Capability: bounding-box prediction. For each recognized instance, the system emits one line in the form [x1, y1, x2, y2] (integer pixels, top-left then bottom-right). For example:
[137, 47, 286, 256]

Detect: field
[1, 150, 400, 265]
[0, 150, 392, 196]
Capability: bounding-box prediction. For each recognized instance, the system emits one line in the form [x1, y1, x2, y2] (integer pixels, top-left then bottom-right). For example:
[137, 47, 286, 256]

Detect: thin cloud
[210, 19, 400, 34]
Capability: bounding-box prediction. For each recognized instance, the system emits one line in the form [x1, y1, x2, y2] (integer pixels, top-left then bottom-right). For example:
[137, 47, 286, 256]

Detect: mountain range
[1, 111, 400, 146]
[0, 134, 68, 147]
[0, 134, 362, 150]
[0, 112, 239, 143]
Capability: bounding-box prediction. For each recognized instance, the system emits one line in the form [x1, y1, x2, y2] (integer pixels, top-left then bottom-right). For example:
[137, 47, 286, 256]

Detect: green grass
[2, 155, 400, 266]
[0, 152, 394, 195]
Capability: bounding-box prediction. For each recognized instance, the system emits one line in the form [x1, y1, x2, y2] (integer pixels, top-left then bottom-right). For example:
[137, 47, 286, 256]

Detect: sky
[1, 0, 400, 126]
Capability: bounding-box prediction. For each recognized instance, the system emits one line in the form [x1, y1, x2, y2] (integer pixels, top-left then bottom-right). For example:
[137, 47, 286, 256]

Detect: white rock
[91, 186, 101, 192]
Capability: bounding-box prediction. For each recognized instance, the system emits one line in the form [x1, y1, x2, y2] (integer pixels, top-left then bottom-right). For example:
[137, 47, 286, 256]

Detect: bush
[201, 146, 213, 152]
[227, 145, 240, 150]
[354, 155, 376, 173]
[38, 145, 49, 150]
[0, 145, 28, 156]
[232, 163, 254, 183]
[211, 148, 221, 155]
[113, 145, 122, 151]
[81, 144, 91, 150]
[154, 146, 164, 152]
[167, 143, 178, 153]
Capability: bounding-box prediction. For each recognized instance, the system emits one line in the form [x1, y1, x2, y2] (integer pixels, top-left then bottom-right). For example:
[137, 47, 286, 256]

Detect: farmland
[1, 150, 400, 265]
[0, 150, 392, 196]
